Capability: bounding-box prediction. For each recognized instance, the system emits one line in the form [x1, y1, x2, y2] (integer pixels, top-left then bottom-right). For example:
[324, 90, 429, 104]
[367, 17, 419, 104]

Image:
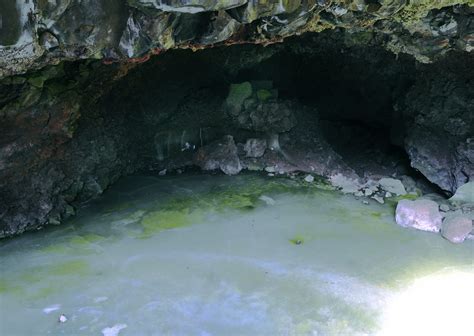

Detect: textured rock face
[226, 81, 296, 133]
[0, 1, 473, 78]
[243, 138, 267, 158]
[194, 135, 242, 175]
[402, 55, 474, 194]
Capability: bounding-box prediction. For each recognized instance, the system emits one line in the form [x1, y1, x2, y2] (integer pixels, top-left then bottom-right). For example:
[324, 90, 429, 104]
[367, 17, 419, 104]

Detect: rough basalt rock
[194, 135, 242, 175]
[401, 54, 474, 194]
[0, 1, 473, 78]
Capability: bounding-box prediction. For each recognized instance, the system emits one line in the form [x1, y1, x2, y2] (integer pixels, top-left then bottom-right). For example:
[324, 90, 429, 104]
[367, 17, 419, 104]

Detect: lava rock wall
[1, 1, 473, 78]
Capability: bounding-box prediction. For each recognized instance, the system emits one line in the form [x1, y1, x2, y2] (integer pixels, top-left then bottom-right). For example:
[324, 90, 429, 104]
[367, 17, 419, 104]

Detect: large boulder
[379, 178, 407, 196]
[402, 58, 473, 194]
[441, 215, 473, 243]
[395, 199, 443, 232]
[450, 182, 474, 204]
[194, 135, 242, 175]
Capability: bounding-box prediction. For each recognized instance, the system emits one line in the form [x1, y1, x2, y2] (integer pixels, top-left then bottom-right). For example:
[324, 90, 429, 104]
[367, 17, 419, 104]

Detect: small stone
[265, 166, 276, 173]
[385, 192, 392, 198]
[58, 314, 68, 323]
[372, 195, 384, 204]
[439, 204, 450, 212]
[158, 169, 167, 176]
[363, 188, 374, 197]
[441, 215, 473, 243]
[354, 191, 364, 197]
[304, 175, 314, 183]
[330, 173, 360, 194]
[362, 200, 369, 205]
[395, 199, 443, 232]
[267, 173, 275, 177]
[379, 178, 407, 196]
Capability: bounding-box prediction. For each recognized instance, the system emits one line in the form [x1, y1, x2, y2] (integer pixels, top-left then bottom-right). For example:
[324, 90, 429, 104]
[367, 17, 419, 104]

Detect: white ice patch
[259, 195, 276, 206]
[102, 323, 127, 336]
[42, 304, 61, 314]
[94, 296, 108, 303]
[381, 271, 474, 336]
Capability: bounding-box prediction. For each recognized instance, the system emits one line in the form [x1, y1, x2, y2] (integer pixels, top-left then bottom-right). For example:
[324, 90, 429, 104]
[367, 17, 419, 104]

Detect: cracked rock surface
[1, 1, 473, 78]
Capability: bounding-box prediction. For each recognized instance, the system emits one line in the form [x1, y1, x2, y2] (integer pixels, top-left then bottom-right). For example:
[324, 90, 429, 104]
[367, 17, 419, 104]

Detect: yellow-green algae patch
[0, 279, 22, 295]
[39, 233, 105, 254]
[39, 243, 70, 254]
[139, 209, 203, 238]
[289, 235, 305, 245]
[138, 174, 336, 238]
[29, 286, 58, 300]
[48, 260, 90, 276]
[385, 192, 421, 211]
[69, 233, 104, 246]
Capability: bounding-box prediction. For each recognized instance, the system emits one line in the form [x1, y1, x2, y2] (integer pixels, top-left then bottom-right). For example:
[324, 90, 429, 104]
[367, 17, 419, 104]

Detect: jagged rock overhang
[0, 1, 473, 78]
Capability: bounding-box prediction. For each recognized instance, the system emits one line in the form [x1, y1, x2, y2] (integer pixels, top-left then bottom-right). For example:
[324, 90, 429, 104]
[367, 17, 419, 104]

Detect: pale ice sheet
[0, 173, 472, 335]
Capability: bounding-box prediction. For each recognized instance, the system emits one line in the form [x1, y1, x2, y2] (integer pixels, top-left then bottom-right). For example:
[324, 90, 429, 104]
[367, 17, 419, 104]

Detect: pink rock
[441, 215, 473, 243]
[395, 199, 443, 232]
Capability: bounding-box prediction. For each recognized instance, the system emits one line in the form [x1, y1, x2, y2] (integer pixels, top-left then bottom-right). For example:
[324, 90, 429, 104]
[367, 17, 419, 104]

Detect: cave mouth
[1, 30, 473, 335]
[100, 31, 439, 196]
[2, 29, 471, 240]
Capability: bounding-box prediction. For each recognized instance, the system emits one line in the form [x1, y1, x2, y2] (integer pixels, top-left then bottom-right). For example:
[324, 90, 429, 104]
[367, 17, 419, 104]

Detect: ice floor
[0, 173, 472, 335]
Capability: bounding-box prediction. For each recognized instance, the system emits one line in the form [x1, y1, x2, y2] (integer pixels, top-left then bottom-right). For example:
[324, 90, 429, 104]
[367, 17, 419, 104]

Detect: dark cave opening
[1, 30, 472, 237]
[102, 32, 434, 192]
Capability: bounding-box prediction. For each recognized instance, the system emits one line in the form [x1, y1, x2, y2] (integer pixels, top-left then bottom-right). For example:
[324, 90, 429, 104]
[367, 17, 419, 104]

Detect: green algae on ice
[289, 235, 305, 245]
[48, 260, 90, 276]
[139, 209, 203, 238]
[137, 173, 337, 238]
[39, 233, 105, 255]
[69, 233, 105, 246]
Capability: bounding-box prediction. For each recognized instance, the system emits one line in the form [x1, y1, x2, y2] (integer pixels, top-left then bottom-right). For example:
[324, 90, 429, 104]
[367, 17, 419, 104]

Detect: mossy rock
[256, 89, 273, 102]
[226, 82, 252, 113]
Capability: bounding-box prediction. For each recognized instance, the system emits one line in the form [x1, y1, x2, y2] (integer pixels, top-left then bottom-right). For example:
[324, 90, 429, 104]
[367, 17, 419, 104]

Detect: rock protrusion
[243, 138, 266, 158]
[450, 182, 474, 204]
[224, 81, 296, 133]
[194, 135, 242, 175]
[379, 178, 407, 196]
